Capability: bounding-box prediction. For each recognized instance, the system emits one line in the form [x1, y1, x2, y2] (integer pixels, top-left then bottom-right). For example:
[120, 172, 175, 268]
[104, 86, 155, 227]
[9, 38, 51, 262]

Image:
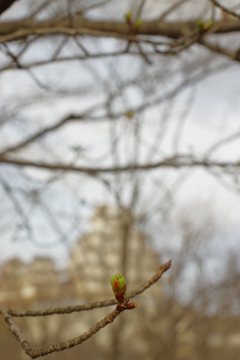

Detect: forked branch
[0, 260, 171, 359]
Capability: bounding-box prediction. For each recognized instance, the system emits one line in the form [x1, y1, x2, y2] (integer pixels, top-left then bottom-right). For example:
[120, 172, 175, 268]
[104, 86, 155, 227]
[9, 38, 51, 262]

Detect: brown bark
[1, 16, 240, 39]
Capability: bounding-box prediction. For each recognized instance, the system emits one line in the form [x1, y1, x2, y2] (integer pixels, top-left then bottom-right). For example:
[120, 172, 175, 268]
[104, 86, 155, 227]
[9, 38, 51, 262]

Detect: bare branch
[1, 301, 135, 359]
[9, 260, 172, 317]
[159, 0, 192, 20]
[136, 0, 148, 19]
[29, 0, 52, 19]
[128, 260, 172, 298]
[0, 306, 32, 354]
[79, 0, 111, 14]
[199, 38, 240, 62]
[10, 298, 117, 318]
[1, 102, 104, 155]
[172, 89, 196, 152]
[206, 127, 240, 155]
[1, 62, 229, 155]
[1, 17, 240, 44]
[0, 174, 34, 242]
[0, 260, 171, 359]
[0, 49, 173, 73]
[0, 26, 175, 46]
[210, 0, 240, 19]
[0, 154, 239, 175]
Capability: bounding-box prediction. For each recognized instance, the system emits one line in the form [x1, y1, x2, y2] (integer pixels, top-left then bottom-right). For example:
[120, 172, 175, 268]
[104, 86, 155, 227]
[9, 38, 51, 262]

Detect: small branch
[0, 306, 32, 354]
[128, 260, 172, 298]
[0, 261, 171, 359]
[79, 0, 111, 15]
[0, 49, 173, 73]
[29, 0, 51, 19]
[136, 0, 148, 19]
[0, 154, 239, 175]
[1, 102, 104, 155]
[9, 298, 117, 317]
[1, 17, 240, 44]
[1, 63, 223, 155]
[1, 300, 135, 359]
[9, 260, 171, 317]
[206, 127, 240, 155]
[0, 26, 175, 47]
[137, 43, 152, 65]
[0, 174, 33, 240]
[199, 38, 240, 62]
[210, 0, 240, 19]
[2, 43, 51, 90]
[159, 0, 191, 20]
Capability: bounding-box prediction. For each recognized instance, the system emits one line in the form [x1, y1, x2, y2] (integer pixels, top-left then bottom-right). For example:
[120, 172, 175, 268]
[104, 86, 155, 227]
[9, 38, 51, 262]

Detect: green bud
[124, 110, 134, 119]
[135, 18, 143, 29]
[197, 19, 204, 30]
[110, 274, 127, 295]
[125, 11, 132, 23]
[206, 19, 213, 30]
[229, 15, 236, 21]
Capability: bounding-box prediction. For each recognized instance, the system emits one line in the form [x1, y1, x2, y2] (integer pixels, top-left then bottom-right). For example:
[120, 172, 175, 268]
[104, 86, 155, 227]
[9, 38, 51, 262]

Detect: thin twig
[9, 260, 172, 317]
[1, 63, 229, 155]
[79, 0, 111, 14]
[159, 0, 192, 20]
[0, 306, 32, 353]
[136, 0, 148, 19]
[0, 260, 171, 359]
[1, 102, 104, 155]
[1, 300, 135, 359]
[0, 154, 239, 175]
[210, 0, 240, 19]
[9, 298, 117, 317]
[199, 38, 240, 62]
[206, 127, 240, 155]
[29, 0, 51, 19]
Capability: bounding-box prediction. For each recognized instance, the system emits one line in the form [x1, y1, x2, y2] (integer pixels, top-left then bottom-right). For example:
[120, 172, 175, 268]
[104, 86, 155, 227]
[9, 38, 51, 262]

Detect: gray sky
[0, 0, 240, 269]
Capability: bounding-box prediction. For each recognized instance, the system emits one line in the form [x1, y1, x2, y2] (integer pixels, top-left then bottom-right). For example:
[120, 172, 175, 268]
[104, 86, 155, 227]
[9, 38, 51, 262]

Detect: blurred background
[0, 0, 240, 359]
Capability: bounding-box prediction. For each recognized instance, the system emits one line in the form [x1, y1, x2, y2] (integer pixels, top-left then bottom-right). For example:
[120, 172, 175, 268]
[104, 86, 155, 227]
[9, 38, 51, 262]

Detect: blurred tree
[0, 1, 240, 359]
[0, 0, 239, 250]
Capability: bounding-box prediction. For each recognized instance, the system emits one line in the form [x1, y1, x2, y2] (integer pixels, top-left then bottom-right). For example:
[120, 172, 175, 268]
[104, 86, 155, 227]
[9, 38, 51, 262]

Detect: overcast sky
[0, 0, 240, 270]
